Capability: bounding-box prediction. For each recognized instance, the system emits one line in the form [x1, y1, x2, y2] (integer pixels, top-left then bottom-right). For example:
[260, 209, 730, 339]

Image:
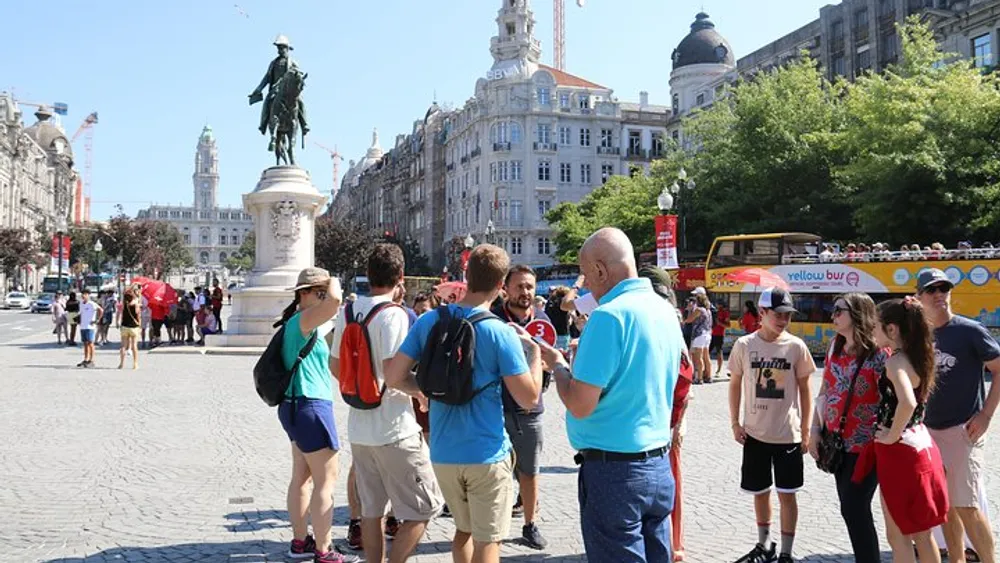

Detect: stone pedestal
[207, 166, 326, 348]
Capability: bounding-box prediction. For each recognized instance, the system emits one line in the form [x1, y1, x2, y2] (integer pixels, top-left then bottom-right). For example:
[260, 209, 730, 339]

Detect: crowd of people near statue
[49, 279, 228, 368]
[261, 225, 997, 563]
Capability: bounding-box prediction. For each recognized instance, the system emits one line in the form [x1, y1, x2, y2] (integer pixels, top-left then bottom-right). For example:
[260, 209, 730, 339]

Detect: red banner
[460, 249, 472, 272]
[50, 235, 70, 271]
[655, 214, 679, 270]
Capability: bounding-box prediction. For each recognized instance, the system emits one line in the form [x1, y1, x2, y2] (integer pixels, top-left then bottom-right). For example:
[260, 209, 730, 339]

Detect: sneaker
[314, 549, 359, 563]
[521, 522, 548, 550]
[346, 519, 362, 551]
[512, 494, 524, 517]
[384, 516, 400, 538]
[777, 554, 794, 563]
[734, 543, 776, 563]
[288, 535, 316, 559]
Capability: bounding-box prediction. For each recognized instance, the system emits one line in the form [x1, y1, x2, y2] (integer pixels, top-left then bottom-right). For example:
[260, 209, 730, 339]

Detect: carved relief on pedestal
[270, 200, 301, 262]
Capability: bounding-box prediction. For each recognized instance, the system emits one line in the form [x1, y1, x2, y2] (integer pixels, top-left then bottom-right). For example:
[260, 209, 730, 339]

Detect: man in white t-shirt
[77, 288, 103, 368]
[331, 243, 444, 563]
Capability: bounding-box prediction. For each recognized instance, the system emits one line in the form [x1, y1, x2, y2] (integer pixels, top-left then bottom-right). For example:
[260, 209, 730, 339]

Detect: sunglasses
[832, 305, 850, 316]
[922, 284, 951, 295]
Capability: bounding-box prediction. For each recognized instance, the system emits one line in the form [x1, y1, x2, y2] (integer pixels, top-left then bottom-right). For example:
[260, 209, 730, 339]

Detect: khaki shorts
[120, 326, 141, 339]
[928, 424, 985, 508]
[351, 433, 443, 521]
[434, 454, 514, 543]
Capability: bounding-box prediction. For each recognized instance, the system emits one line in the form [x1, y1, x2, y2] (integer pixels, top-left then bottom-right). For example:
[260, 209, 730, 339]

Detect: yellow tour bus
[704, 233, 1000, 355]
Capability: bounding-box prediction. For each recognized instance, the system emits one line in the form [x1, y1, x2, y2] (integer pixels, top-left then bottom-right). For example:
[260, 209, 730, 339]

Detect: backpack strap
[466, 310, 499, 325]
[287, 329, 319, 418]
[345, 302, 358, 325]
[436, 305, 452, 324]
[362, 301, 402, 326]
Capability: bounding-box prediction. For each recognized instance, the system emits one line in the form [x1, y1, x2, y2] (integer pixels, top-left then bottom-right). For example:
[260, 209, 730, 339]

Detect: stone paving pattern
[2, 328, 998, 562]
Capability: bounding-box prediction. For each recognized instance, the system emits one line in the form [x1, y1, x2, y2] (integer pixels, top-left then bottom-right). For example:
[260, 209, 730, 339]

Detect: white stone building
[138, 126, 253, 267]
[440, 0, 623, 265]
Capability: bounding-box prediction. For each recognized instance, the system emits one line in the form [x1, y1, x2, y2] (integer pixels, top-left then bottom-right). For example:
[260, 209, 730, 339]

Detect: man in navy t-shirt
[386, 244, 543, 563]
[917, 268, 1000, 563]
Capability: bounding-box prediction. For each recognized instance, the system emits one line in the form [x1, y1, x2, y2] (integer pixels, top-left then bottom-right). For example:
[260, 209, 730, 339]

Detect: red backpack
[338, 301, 400, 410]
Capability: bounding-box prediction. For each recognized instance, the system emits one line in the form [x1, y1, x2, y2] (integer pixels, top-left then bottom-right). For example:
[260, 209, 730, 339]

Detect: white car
[4, 292, 30, 309]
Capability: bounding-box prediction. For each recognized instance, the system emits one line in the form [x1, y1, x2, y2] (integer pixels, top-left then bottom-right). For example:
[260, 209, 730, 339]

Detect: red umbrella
[140, 279, 179, 305]
[434, 281, 467, 303]
[723, 268, 790, 291]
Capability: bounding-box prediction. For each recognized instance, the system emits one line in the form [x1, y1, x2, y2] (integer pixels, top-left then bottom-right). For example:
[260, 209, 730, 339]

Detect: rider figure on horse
[248, 35, 309, 138]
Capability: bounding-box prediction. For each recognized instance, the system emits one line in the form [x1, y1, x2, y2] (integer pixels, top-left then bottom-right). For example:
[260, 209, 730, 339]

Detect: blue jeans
[578, 453, 675, 562]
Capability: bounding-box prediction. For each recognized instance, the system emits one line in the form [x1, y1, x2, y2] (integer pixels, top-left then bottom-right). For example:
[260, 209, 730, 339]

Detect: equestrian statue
[248, 35, 309, 166]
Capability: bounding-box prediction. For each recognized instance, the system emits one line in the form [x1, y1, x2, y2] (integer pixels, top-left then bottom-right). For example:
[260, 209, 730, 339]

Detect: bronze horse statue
[266, 69, 308, 166]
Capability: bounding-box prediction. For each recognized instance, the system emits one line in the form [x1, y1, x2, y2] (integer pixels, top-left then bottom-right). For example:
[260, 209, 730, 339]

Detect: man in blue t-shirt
[386, 244, 543, 563]
[917, 268, 1000, 563]
[534, 227, 683, 562]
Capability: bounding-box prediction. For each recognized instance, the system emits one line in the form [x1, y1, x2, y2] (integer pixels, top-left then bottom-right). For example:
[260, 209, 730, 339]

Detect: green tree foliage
[380, 234, 433, 276]
[136, 221, 192, 279]
[225, 231, 255, 273]
[549, 19, 999, 255]
[314, 217, 376, 279]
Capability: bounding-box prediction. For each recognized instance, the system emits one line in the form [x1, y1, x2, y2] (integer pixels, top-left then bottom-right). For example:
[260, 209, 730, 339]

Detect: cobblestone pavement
[2, 329, 998, 562]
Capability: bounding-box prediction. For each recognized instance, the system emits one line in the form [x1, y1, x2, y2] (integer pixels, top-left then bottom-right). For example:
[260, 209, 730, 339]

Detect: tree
[838, 18, 1000, 244]
[0, 228, 40, 283]
[225, 232, 255, 273]
[314, 218, 376, 279]
[136, 221, 192, 279]
[380, 233, 433, 275]
[103, 207, 147, 273]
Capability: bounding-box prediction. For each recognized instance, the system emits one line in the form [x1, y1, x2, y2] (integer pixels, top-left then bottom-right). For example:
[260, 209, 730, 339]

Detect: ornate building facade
[0, 93, 79, 289]
[138, 126, 253, 266]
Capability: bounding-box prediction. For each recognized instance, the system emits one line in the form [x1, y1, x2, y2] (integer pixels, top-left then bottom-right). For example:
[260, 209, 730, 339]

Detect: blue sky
[7, 0, 832, 220]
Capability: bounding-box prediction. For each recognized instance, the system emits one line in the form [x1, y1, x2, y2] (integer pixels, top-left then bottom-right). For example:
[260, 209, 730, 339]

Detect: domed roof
[424, 102, 440, 123]
[24, 106, 72, 157]
[358, 128, 383, 172]
[671, 13, 735, 70]
[200, 124, 214, 143]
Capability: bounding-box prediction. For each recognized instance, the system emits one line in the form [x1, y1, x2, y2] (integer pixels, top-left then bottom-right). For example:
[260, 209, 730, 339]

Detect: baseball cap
[692, 286, 706, 296]
[637, 265, 673, 289]
[916, 268, 953, 293]
[758, 287, 796, 313]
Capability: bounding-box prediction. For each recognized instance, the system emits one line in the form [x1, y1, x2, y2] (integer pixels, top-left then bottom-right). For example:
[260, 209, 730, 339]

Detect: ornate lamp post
[464, 233, 475, 249]
[669, 168, 696, 251]
[93, 238, 103, 274]
[55, 216, 68, 293]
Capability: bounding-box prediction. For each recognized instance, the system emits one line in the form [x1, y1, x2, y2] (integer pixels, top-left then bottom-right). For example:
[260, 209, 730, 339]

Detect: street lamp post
[56, 217, 68, 293]
[93, 238, 103, 275]
[668, 168, 696, 252]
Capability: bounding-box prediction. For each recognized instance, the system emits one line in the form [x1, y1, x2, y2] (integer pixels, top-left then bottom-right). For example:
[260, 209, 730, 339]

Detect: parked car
[31, 292, 56, 314]
[4, 291, 31, 309]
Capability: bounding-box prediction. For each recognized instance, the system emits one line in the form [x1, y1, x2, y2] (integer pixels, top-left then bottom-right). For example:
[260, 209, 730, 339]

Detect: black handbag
[816, 350, 867, 474]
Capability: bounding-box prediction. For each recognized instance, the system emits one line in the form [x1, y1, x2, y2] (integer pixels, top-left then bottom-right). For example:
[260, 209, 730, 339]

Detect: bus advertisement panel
[706, 259, 1000, 355]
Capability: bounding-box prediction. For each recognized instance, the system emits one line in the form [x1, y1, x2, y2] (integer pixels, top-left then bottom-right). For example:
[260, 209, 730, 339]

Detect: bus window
[743, 239, 780, 265]
[708, 240, 738, 268]
[792, 294, 835, 324]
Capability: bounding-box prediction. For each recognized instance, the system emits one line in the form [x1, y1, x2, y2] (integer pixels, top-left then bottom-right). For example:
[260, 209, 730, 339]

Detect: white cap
[692, 287, 706, 296]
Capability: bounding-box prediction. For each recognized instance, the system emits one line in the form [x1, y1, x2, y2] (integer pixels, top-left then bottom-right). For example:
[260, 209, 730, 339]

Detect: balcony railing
[626, 148, 649, 159]
[493, 142, 511, 152]
[533, 142, 557, 152]
[446, 163, 455, 171]
[597, 146, 621, 155]
[470, 147, 482, 158]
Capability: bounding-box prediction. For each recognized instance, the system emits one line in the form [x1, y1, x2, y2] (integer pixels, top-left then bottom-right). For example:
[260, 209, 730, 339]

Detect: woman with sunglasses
[275, 267, 356, 563]
[808, 293, 886, 562]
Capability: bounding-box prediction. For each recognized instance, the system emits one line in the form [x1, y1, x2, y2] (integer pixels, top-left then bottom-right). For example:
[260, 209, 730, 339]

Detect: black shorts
[710, 334, 724, 353]
[741, 435, 804, 494]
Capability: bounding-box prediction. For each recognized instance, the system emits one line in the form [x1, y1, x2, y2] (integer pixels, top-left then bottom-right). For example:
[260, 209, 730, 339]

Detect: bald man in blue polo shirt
[534, 227, 685, 562]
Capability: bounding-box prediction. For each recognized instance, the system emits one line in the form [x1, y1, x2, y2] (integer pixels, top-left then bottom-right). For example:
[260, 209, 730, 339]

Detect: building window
[559, 126, 571, 145]
[973, 34, 993, 68]
[537, 124, 551, 144]
[537, 87, 551, 105]
[601, 163, 614, 184]
[672, 93, 679, 116]
[169, 210, 180, 218]
[672, 130, 680, 142]
[580, 163, 592, 184]
[832, 54, 846, 76]
[559, 162, 572, 183]
[219, 234, 227, 245]
[157, 210, 168, 218]
[537, 237, 551, 255]
[881, 32, 898, 65]
[600, 129, 613, 148]
[200, 251, 209, 264]
[511, 161, 522, 181]
[498, 162, 509, 182]
[201, 232, 209, 245]
[184, 234, 191, 244]
[219, 252, 227, 262]
[628, 131, 642, 155]
[696, 93, 705, 106]
[232, 235, 239, 245]
[492, 122, 508, 143]
[475, 166, 480, 184]
[559, 92, 570, 108]
[855, 48, 871, 74]
[651, 133, 665, 157]
[579, 128, 591, 147]
[510, 122, 522, 144]
[490, 163, 498, 182]
[578, 95, 590, 110]
[511, 200, 522, 225]
[511, 237, 522, 255]
[538, 199, 552, 219]
[854, 8, 869, 43]
[538, 160, 551, 181]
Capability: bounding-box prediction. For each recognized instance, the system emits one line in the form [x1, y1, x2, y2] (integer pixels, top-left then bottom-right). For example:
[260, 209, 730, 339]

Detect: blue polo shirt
[398, 304, 529, 464]
[568, 277, 681, 453]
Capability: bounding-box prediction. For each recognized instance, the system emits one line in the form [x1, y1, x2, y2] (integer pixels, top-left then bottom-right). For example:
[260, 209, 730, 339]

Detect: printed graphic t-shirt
[729, 331, 816, 444]
[925, 315, 1000, 430]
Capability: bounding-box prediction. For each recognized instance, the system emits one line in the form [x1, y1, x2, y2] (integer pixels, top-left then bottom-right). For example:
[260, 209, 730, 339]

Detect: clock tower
[193, 125, 219, 210]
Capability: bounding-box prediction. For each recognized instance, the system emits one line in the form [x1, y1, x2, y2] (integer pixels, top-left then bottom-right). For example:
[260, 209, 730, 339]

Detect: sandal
[966, 548, 981, 562]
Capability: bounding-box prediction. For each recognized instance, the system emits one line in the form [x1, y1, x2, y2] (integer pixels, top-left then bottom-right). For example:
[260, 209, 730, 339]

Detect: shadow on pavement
[42, 539, 288, 563]
[501, 555, 587, 562]
[539, 465, 578, 475]
[224, 505, 353, 533]
[11, 341, 75, 350]
[799, 554, 894, 562]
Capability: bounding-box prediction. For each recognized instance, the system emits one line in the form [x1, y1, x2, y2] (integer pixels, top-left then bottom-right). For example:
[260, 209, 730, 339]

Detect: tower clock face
[202, 181, 209, 189]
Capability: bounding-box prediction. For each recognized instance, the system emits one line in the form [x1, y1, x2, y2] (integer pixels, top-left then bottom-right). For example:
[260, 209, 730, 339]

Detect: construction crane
[71, 112, 99, 224]
[553, 0, 586, 70]
[314, 141, 343, 197]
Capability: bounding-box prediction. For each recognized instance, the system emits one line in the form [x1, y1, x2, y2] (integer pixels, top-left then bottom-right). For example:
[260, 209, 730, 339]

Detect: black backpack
[416, 306, 499, 406]
[253, 325, 318, 407]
